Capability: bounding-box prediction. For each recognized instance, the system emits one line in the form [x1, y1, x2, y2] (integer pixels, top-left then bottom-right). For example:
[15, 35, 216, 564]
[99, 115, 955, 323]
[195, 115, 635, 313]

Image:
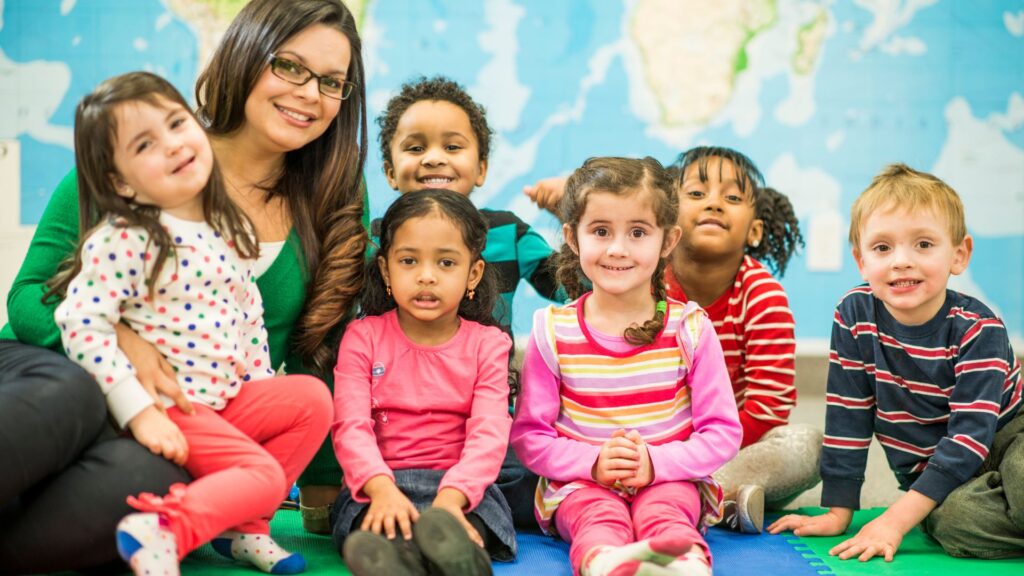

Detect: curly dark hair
[556, 157, 678, 346]
[672, 146, 803, 277]
[376, 76, 492, 166]
[751, 187, 804, 277]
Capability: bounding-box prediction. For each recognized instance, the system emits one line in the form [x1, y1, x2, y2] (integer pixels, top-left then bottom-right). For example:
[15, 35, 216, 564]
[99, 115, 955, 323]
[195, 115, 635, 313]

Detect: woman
[0, 0, 365, 571]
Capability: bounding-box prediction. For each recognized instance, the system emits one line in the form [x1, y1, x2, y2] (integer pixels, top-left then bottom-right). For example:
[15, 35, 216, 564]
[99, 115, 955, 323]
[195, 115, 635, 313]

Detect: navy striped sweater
[821, 286, 1022, 508]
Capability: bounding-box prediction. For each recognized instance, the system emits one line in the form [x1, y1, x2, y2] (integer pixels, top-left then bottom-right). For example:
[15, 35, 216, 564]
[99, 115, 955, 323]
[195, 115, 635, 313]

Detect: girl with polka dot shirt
[51, 72, 333, 576]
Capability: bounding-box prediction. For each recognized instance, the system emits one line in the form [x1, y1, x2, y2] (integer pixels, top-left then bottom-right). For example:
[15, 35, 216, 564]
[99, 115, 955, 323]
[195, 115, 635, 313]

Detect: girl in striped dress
[511, 157, 742, 576]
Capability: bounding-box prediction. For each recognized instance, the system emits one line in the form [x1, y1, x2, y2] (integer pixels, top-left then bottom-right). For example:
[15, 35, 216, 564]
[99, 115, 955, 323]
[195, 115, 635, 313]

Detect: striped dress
[527, 296, 726, 533]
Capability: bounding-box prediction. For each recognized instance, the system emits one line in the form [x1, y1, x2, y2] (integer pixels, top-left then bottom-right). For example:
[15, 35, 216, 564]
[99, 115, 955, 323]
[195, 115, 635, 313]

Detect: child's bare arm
[522, 176, 567, 214]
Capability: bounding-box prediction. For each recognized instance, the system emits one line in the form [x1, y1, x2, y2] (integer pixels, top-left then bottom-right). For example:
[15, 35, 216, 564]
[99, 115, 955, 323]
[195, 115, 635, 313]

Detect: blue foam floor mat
[493, 526, 829, 576]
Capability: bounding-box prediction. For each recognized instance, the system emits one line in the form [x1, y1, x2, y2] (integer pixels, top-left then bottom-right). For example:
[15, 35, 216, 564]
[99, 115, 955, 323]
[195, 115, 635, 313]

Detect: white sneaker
[722, 484, 764, 534]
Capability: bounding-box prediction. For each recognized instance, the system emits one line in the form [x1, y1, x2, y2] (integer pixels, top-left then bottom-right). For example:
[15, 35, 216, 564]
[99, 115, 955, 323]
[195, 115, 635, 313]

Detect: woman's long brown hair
[195, 0, 369, 373]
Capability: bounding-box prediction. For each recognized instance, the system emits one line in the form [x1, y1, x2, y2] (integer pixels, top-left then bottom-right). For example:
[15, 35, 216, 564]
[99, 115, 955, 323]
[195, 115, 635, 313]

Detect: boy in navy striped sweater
[768, 164, 1023, 560]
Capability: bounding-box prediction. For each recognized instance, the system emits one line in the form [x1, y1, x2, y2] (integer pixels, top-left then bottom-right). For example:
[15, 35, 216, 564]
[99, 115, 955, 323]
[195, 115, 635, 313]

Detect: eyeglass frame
[267, 54, 356, 101]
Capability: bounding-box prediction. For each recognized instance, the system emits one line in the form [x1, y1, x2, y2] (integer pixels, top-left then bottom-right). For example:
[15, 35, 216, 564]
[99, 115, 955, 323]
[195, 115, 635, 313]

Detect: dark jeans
[0, 340, 190, 574]
[496, 445, 539, 531]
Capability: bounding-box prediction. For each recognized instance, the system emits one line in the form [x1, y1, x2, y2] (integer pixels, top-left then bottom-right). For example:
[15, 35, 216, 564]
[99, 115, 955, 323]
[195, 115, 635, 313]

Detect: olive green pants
[923, 408, 1024, 559]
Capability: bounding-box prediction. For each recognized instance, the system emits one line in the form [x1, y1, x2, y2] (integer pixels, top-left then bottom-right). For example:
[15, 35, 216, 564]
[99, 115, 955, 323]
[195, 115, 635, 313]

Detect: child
[524, 147, 822, 534]
[511, 157, 742, 576]
[666, 147, 820, 533]
[374, 75, 564, 528]
[51, 72, 333, 575]
[768, 164, 1024, 561]
[331, 189, 517, 576]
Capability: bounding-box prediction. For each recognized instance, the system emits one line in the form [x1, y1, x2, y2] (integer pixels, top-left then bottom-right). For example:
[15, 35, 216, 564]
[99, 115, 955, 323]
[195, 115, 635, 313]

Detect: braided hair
[556, 156, 678, 346]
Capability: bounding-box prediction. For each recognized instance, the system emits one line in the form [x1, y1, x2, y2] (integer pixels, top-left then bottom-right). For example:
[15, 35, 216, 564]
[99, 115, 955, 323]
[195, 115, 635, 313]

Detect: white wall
[0, 140, 36, 329]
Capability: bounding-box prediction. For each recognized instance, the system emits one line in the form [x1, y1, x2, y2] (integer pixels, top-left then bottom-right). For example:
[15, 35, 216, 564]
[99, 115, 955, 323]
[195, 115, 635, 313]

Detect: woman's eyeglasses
[268, 55, 356, 101]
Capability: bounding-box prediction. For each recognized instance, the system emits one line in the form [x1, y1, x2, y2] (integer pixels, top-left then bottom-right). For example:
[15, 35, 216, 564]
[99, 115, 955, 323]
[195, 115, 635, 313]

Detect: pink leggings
[130, 375, 332, 558]
[554, 481, 708, 575]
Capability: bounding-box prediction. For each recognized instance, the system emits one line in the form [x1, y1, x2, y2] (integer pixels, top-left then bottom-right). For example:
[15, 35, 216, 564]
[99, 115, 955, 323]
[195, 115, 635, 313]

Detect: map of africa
[1, 0, 1021, 344]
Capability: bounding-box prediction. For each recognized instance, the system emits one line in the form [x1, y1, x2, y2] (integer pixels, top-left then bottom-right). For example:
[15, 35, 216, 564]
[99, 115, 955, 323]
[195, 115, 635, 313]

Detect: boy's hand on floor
[767, 507, 851, 537]
[362, 476, 420, 540]
[830, 516, 905, 562]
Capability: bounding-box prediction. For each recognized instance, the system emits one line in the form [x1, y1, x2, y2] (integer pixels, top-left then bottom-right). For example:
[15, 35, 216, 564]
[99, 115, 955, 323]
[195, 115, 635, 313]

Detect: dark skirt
[330, 468, 517, 561]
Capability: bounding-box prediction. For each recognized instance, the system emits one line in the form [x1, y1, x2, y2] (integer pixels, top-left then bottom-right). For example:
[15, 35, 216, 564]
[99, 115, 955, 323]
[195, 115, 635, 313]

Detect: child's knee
[288, 375, 334, 429]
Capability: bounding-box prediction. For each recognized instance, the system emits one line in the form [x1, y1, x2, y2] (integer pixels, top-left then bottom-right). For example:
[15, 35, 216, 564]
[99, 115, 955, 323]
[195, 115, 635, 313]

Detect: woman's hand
[592, 429, 640, 487]
[433, 487, 483, 548]
[115, 323, 193, 415]
[127, 405, 189, 465]
[362, 476, 420, 540]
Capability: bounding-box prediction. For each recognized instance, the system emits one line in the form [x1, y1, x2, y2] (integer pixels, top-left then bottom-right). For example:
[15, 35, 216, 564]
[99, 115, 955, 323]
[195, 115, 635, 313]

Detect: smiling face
[378, 211, 485, 342]
[111, 97, 212, 221]
[240, 24, 351, 155]
[567, 189, 679, 302]
[384, 100, 488, 196]
[854, 205, 972, 326]
[677, 156, 762, 262]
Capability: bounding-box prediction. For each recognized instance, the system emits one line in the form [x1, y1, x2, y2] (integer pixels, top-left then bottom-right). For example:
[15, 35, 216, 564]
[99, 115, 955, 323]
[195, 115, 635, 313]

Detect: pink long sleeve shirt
[511, 298, 742, 488]
[332, 310, 512, 510]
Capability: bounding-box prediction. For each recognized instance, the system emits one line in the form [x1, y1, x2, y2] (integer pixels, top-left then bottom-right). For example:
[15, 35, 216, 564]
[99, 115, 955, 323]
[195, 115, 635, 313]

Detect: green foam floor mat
[785, 507, 1024, 576]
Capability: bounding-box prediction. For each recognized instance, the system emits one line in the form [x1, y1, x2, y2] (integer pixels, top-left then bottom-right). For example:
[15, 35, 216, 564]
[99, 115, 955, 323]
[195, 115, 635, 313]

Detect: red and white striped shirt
[664, 256, 796, 447]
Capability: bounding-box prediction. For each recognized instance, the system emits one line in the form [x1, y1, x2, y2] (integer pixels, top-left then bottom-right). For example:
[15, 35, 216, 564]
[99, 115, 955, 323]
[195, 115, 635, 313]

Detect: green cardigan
[1, 168, 346, 486]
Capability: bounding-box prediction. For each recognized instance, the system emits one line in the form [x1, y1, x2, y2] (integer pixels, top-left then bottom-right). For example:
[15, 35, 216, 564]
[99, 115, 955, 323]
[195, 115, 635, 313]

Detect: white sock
[665, 551, 712, 576]
[212, 531, 306, 574]
[116, 512, 180, 576]
[585, 536, 694, 576]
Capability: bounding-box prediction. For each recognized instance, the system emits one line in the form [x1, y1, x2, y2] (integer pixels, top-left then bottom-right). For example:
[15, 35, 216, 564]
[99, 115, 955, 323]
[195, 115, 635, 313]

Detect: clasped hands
[592, 429, 654, 489]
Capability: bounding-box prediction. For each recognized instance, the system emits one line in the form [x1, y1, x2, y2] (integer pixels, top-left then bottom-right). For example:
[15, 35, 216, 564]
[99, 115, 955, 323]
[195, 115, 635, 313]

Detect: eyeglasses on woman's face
[268, 55, 356, 100]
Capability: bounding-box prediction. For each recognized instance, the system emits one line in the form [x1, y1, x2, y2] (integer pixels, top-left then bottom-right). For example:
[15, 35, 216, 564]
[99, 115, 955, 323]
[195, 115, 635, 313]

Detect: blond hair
[849, 163, 966, 248]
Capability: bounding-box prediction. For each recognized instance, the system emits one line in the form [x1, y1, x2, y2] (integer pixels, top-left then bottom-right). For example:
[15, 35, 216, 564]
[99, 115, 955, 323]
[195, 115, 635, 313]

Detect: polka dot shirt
[56, 213, 275, 427]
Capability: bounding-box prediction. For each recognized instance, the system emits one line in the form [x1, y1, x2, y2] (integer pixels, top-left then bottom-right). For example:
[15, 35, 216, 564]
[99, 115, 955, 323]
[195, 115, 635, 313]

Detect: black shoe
[344, 530, 416, 576]
[413, 508, 492, 576]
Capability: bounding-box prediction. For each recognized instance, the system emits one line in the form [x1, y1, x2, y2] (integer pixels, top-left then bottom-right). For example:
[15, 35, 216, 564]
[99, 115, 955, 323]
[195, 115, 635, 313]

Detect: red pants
[133, 375, 332, 557]
[554, 482, 708, 575]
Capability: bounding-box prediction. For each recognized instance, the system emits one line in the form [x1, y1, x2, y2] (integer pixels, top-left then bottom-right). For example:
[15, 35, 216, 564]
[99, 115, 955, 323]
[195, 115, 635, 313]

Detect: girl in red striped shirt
[664, 146, 819, 534]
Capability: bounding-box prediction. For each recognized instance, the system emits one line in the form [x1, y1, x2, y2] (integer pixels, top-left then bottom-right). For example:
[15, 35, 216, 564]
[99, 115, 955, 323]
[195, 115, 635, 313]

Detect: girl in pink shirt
[511, 157, 742, 576]
[331, 189, 515, 576]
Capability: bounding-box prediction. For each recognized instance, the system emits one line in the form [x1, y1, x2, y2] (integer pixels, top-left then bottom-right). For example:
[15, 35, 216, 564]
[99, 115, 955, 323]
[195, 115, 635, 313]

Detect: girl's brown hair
[46, 71, 258, 302]
[195, 0, 369, 372]
[556, 156, 679, 345]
